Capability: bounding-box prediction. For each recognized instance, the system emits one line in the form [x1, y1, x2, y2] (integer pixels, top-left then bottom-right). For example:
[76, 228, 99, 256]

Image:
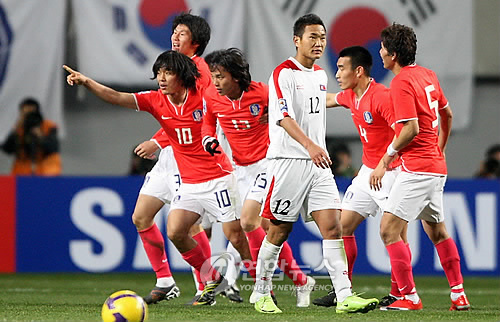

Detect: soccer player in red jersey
[130, 13, 213, 304]
[313, 46, 407, 308]
[202, 48, 311, 306]
[63, 50, 253, 307]
[370, 23, 470, 311]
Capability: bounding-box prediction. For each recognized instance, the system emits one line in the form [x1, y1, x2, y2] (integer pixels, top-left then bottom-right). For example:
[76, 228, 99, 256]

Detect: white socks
[322, 239, 352, 303]
[156, 276, 175, 288]
[253, 237, 282, 299]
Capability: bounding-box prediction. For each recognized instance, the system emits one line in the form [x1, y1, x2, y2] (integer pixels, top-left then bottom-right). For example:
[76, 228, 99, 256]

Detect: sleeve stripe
[395, 117, 418, 123]
[132, 93, 140, 111]
[272, 66, 285, 100]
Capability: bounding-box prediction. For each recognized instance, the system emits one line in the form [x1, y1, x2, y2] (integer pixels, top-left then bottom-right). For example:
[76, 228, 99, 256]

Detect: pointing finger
[62, 65, 75, 74]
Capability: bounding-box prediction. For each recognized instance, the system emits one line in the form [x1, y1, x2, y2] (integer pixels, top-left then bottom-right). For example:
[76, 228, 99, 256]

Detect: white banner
[72, 0, 244, 85]
[246, 0, 473, 135]
[0, 0, 66, 141]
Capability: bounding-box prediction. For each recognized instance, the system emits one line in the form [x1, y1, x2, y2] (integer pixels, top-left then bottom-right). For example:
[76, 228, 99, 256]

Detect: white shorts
[234, 158, 268, 203]
[384, 171, 446, 223]
[170, 173, 241, 225]
[262, 159, 341, 222]
[342, 165, 400, 218]
[139, 146, 181, 204]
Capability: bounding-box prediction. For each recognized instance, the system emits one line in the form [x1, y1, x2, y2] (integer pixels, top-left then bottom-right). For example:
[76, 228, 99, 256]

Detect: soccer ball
[101, 290, 148, 322]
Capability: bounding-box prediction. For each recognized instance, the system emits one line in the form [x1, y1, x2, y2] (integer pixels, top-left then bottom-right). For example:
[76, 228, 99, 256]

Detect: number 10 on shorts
[214, 189, 231, 208]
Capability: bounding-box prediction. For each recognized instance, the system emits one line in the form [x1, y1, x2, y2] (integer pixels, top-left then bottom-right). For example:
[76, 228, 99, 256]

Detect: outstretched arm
[326, 93, 340, 108]
[63, 65, 137, 109]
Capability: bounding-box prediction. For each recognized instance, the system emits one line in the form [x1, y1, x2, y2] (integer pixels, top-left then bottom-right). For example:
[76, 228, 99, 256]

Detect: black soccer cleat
[312, 289, 337, 307]
[220, 285, 244, 303]
[378, 294, 400, 308]
[143, 284, 180, 304]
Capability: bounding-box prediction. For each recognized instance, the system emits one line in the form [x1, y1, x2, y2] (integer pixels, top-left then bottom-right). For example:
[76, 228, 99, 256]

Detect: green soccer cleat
[255, 295, 282, 314]
[336, 294, 379, 314]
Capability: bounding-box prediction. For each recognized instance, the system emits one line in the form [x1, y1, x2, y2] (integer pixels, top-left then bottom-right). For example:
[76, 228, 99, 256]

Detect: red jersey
[134, 87, 233, 184]
[151, 55, 213, 145]
[202, 82, 269, 166]
[336, 80, 399, 169]
[391, 64, 448, 175]
[151, 128, 170, 148]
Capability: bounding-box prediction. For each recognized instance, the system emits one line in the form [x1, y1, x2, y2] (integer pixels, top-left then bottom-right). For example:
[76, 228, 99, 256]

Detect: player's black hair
[172, 12, 211, 56]
[151, 50, 200, 90]
[380, 23, 417, 67]
[19, 97, 40, 112]
[293, 13, 326, 38]
[486, 144, 500, 159]
[205, 48, 251, 92]
[338, 46, 373, 76]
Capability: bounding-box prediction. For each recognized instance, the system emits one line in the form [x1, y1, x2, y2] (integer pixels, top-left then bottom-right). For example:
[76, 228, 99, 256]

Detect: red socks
[192, 231, 212, 288]
[435, 238, 463, 287]
[342, 236, 357, 282]
[245, 226, 266, 262]
[138, 224, 172, 278]
[278, 241, 308, 286]
[386, 240, 415, 296]
[390, 243, 411, 297]
[181, 242, 219, 283]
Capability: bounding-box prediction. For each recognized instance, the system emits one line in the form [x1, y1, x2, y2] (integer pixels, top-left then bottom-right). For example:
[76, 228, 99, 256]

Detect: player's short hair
[151, 50, 200, 90]
[486, 144, 500, 159]
[338, 46, 372, 76]
[293, 13, 326, 38]
[205, 48, 251, 92]
[381, 23, 417, 67]
[172, 12, 211, 56]
[19, 97, 40, 112]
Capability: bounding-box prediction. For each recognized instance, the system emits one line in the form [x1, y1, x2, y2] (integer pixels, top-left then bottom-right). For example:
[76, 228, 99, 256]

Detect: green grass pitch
[0, 272, 498, 321]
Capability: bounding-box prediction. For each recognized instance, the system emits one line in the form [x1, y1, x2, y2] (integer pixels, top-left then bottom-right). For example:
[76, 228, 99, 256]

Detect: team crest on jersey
[192, 109, 203, 122]
[363, 111, 373, 124]
[319, 84, 327, 91]
[249, 103, 260, 116]
[278, 98, 288, 113]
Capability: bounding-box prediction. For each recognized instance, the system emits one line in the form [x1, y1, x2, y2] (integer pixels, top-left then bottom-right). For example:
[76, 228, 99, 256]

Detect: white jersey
[266, 57, 328, 159]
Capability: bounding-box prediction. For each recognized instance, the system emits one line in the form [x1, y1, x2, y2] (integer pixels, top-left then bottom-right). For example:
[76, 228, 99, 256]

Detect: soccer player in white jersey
[312, 46, 407, 308]
[63, 50, 254, 307]
[249, 14, 379, 314]
[371, 23, 469, 311]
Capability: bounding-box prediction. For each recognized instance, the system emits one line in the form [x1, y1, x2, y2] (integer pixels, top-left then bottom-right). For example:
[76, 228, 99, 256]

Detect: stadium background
[0, 0, 498, 276]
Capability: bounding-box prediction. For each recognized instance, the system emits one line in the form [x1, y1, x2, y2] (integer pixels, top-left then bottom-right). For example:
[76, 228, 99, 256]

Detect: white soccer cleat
[296, 276, 316, 307]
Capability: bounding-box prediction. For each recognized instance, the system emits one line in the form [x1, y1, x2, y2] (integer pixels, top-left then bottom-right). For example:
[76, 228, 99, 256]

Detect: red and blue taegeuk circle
[327, 7, 389, 82]
[138, 0, 188, 50]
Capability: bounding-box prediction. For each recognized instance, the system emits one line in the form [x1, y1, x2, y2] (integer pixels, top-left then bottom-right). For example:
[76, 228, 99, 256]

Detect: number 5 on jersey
[425, 85, 439, 128]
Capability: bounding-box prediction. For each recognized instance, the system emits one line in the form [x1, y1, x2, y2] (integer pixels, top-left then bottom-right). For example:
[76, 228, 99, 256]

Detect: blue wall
[11, 177, 500, 276]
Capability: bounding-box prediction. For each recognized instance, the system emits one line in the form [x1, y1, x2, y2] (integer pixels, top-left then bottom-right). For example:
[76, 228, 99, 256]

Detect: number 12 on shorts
[273, 199, 291, 215]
